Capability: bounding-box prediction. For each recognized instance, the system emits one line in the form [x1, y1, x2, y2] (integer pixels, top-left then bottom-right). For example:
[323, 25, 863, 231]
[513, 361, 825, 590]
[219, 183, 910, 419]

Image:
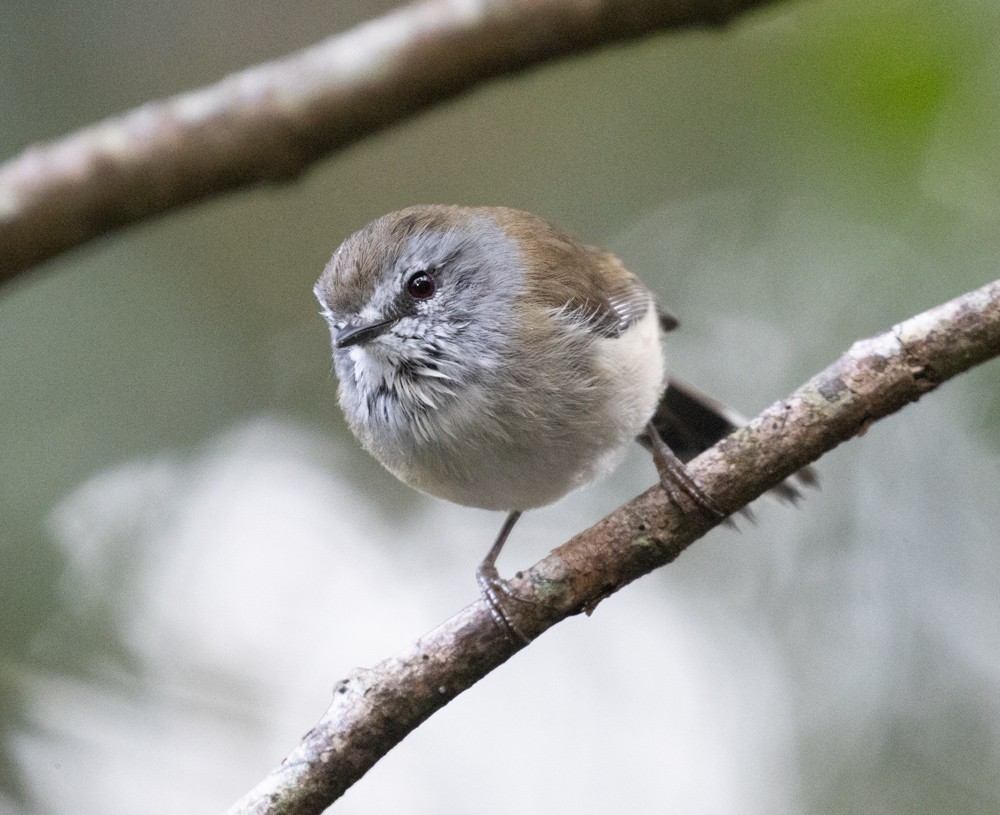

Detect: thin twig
[0, 0, 785, 284]
[226, 279, 1000, 815]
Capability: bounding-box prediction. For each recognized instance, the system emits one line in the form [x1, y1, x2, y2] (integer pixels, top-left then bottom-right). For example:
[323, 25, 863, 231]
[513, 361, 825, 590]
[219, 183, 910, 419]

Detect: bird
[314, 205, 813, 640]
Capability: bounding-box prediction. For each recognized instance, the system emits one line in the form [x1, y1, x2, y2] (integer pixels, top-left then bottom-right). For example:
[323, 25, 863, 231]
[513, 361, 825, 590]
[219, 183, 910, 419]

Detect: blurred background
[2, 0, 1000, 812]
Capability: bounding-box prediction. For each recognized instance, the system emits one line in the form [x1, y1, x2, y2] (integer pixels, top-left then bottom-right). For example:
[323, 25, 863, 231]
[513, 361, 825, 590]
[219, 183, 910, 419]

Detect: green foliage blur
[1, 1, 998, 813]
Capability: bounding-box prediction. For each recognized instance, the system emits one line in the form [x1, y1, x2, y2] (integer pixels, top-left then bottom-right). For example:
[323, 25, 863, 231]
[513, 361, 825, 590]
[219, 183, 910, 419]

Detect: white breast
[367, 302, 666, 512]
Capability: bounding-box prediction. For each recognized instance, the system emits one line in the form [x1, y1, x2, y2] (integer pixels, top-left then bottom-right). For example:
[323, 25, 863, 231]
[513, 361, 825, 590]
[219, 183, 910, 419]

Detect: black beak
[335, 318, 395, 348]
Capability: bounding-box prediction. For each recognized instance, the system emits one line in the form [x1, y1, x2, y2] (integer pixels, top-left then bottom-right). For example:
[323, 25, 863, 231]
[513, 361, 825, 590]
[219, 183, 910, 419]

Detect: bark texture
[0, 0, 785, 283]
[226, 279, 1000, 815]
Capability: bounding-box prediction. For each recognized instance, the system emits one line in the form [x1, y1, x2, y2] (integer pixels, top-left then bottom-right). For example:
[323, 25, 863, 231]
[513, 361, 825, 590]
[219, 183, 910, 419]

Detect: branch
[0, 0, 785, 284]
[226, 279, 1000, 815]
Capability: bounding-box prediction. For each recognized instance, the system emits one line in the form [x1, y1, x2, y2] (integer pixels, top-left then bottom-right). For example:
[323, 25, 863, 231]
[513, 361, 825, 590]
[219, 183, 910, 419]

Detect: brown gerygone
[314, 205, 812, 639]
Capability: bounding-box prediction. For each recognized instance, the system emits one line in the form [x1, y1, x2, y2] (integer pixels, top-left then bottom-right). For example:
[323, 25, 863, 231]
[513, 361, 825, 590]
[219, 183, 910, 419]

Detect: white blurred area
[4, 1, 1000, 811]
[11, 377, 1000, 813]
[12, 415, 798, 815]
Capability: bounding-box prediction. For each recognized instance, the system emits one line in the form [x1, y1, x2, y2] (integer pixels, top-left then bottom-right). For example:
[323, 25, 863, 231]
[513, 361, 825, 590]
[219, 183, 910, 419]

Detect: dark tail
[638, 377, 818, 504]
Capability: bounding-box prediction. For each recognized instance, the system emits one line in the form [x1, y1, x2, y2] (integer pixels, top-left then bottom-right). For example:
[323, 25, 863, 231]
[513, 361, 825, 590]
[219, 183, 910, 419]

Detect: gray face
[314, 207, 524, 445]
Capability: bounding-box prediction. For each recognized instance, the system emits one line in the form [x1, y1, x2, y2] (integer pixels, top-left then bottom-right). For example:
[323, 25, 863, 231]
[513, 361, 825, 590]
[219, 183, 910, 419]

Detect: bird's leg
[475, 510, 532, 645]
[645, 421, 726, 519]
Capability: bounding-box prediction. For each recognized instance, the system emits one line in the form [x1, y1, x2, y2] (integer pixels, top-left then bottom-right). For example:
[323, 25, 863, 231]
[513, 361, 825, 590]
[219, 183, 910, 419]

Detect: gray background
[2, 0, 999, 813]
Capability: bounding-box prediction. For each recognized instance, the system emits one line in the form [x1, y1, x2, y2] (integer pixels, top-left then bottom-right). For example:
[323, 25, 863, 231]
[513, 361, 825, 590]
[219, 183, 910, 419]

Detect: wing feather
[493, 208, 663, 339]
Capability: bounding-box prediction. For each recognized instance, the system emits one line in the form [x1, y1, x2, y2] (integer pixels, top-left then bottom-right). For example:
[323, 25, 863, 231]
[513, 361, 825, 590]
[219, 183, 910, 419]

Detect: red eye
[406, 271, 436, 299]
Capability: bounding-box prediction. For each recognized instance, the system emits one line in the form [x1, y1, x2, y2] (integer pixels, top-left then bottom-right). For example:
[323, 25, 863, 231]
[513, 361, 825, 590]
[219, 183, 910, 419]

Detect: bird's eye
[406, 271, 436, 300]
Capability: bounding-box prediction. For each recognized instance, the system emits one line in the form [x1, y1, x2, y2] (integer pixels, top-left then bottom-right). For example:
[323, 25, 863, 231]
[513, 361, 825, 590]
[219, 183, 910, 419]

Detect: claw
[646, 421, 726, 519]
[475, 560, 531, 645]
[473, 511, 533, 644]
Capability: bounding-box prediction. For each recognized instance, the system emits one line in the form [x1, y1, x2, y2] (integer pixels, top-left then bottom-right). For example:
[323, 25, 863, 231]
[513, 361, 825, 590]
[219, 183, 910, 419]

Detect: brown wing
[585, 252, 655, 338]
[494, 208, 656, 339]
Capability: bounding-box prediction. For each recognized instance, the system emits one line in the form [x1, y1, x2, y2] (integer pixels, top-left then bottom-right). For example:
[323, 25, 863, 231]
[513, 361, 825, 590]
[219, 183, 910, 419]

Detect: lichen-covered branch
[225, 279, 1000, 815]
[0, 0, 785, 284]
